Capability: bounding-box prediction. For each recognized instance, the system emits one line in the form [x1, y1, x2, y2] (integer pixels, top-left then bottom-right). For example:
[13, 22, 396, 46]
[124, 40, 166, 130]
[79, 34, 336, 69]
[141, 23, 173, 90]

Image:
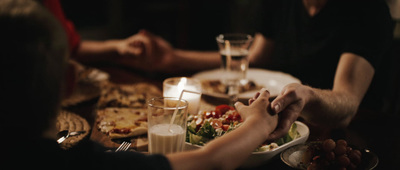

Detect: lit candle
[163, 77, 202, 115]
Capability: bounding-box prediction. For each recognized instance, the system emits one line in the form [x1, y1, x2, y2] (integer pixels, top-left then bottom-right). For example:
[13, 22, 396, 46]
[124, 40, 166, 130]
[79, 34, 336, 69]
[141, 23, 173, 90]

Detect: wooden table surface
[63, 64, 399, 169]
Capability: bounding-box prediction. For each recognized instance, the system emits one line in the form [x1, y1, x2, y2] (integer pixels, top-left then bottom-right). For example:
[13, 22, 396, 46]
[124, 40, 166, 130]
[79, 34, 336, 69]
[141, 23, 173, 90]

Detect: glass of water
[216, 33, 253, 104]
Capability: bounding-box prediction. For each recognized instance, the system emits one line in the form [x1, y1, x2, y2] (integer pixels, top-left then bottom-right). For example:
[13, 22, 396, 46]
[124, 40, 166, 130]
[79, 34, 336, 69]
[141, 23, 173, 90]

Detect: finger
[267, 109, 298, 141]
[266, 119, 292, 141]
[234, 101, 245, 114]
[250, 88, 271, 110]
[129, 41, 142, 47]
[257, 88, 270, 100]
[126, 41, 144, 56]
[131, 32, 154, 58]
[139, 29, 157, 39]
[270, 89, 296, 114]
[253, 92, 260, 100]
[126, 47, 143, 57]
[248, 98, 255, 105]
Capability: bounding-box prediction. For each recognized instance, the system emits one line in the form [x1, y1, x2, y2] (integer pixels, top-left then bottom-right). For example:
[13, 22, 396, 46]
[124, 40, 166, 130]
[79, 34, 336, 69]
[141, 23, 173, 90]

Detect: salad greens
[186, 104, 300, 152]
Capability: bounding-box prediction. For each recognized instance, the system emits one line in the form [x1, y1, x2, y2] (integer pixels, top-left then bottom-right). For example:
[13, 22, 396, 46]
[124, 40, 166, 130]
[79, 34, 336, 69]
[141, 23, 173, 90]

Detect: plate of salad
[185, 104, 309, 168]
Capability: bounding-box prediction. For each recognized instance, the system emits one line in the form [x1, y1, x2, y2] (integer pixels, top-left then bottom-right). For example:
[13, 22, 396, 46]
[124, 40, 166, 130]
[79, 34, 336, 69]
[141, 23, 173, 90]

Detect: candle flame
[177, 77, 187, 93]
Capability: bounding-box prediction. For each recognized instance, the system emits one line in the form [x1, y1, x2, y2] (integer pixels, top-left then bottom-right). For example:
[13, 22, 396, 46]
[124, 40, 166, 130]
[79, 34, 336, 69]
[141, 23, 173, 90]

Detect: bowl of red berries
[281, 139, 378, 170]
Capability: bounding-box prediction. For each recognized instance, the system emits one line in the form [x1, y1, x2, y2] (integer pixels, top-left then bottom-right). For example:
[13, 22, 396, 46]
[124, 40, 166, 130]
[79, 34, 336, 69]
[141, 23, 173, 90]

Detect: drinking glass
[216, 33, 253, 104]
[147, 97, 188, 154]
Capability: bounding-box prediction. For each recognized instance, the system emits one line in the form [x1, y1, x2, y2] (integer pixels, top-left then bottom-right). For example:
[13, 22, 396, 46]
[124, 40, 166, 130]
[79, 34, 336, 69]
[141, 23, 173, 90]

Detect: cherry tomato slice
[222, 124, 230, 131]
[210, 119, 222, 129]
[215, 104, 234, 115]
[212, 110, 222, 118]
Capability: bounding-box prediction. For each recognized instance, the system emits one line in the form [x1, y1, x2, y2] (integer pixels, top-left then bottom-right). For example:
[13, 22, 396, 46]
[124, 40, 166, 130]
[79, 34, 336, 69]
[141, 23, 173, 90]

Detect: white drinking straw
[225, 40, 231, 72]
[169, 89, 201, 133]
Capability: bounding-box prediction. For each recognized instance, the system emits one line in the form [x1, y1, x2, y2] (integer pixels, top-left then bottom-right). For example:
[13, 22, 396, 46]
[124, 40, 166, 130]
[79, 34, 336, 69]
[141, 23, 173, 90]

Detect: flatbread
[97, 82, 161, 109]
[97, 107, 148, 139]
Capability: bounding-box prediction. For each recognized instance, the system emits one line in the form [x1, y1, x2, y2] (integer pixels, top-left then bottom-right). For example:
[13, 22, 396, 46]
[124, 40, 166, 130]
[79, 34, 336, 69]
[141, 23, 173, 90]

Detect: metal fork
[115, 141, 131, 152]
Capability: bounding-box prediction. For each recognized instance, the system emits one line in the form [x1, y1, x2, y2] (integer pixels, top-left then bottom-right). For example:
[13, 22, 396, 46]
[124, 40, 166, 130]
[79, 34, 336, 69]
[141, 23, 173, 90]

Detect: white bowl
[185, 121, 309, 168]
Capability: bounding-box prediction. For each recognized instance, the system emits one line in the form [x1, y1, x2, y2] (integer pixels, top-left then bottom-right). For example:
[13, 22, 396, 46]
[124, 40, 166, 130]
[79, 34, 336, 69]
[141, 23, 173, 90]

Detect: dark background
[61, 0, 263, 51]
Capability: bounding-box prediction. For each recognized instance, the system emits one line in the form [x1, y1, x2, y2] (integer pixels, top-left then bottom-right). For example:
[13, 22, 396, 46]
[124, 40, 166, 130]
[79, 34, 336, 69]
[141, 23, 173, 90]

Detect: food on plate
[61, 61, 109, 107]
[201, 80, 263, 95]
[96, 107, 148, 139]
[97, 82, 161, 109]
[303, 139, 362, 170]
[186, 104, 300, 152]
[78, 67, 109, 84]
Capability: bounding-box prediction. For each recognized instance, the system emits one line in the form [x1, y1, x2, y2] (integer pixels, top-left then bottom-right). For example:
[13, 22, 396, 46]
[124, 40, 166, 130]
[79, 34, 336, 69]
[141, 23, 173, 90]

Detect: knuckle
[285, 89, 298, 98]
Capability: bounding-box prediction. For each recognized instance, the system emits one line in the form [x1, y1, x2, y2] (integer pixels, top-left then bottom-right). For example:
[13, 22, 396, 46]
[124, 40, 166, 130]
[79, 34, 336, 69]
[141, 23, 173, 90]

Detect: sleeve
[93, 152, 173, 170]
[42, 0, 81, 56]
[342, 0, 394, 69]
[60, 140, 173, 170]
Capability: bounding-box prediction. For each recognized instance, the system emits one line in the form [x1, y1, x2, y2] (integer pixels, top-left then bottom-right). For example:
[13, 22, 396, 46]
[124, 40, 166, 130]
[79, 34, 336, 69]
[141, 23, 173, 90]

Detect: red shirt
[42, 0, 81, 56]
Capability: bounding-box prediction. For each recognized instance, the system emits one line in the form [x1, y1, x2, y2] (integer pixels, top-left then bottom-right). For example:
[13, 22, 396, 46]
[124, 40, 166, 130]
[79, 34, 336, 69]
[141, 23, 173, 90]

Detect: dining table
[61, 62, 398, 170]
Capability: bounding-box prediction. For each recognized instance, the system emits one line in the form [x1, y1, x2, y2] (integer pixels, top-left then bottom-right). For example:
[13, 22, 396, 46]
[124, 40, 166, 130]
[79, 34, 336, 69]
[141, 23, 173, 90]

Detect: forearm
[171, 49, 221, 71]
[167, 116, 272, 170]
[302, 53, 374, 128]
[74, 40, 119, 63]
[303, 87, 359, 128]
[204, 116, 272, 169]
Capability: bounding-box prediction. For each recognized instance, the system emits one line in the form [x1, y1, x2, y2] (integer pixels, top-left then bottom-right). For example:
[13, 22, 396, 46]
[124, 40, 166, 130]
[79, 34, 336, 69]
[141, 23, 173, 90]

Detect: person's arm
[267, 53, 374, 140]
[74, 39, 145, 63]
[116, 30, 274, 73]
[171, 49, 221, 71]
[248, 33, 275, 67]
[167, 89, 278, 170]
[302, 53, 374, 127]
[168, 32, 275, 72]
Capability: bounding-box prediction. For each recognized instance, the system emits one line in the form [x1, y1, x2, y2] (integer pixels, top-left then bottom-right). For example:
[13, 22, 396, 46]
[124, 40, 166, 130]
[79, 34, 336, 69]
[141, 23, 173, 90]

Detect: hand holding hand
[266, 83, 311, 141]
[234, 88, 278, 134]
[115, 29, 175, 71]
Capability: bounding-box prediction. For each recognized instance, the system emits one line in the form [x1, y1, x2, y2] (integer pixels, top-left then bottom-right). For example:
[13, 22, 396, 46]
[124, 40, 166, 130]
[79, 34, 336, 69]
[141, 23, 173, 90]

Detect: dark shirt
[8, 139, 172, 170]
[254, 0, 393, 111]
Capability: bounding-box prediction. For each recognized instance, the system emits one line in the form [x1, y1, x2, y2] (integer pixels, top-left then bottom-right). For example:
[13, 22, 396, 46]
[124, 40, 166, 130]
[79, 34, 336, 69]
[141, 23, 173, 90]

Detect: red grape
[334, 144, 347, 155]
[336, 139, 347, 147]
[322, 139, 336, 152]
[337, 155, 350, 167]
[348, 150, 362, 165]
[306, 139, 363, 170]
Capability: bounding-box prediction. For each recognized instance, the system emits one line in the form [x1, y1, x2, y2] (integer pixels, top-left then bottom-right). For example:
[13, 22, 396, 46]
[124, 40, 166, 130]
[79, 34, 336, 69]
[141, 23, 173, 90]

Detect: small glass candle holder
[163, 77, 202, 115]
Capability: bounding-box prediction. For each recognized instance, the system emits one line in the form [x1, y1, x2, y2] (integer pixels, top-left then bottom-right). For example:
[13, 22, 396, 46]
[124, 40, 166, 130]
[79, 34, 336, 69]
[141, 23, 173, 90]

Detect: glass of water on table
[147, 97, 188, 155]
[216, 33, 253, 105]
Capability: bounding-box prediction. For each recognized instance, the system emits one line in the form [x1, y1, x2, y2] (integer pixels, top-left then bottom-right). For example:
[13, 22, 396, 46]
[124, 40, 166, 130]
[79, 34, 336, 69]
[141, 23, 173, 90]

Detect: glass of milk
[163, 77, 201, 115]
[147, 97, 188, 155]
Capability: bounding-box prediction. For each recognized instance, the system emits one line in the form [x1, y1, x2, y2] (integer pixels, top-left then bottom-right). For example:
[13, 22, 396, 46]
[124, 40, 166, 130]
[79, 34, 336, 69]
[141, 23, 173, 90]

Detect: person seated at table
[125, 0, 394, 140]
[39, 0, 145, 65]
[1, 1, 277, 170]
[37, 0, 150, 98]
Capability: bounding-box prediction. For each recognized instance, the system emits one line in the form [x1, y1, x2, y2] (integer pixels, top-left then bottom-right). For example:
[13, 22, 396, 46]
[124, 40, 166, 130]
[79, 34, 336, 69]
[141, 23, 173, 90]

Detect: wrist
[104, 39, 121, 52]
[245, 115, 274, 139]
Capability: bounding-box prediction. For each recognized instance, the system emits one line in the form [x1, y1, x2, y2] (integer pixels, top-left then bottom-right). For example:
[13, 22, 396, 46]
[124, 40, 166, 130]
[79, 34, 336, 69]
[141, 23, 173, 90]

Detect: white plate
[185, 121, 310, 168]
[192, 68, 301, 99]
